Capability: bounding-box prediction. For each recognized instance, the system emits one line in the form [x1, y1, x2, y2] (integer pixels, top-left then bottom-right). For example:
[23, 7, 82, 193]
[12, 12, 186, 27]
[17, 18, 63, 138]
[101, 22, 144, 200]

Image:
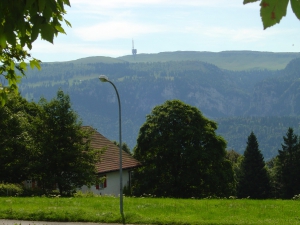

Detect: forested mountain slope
[19, 54, 300, 160]
[245, 58, 300, 116]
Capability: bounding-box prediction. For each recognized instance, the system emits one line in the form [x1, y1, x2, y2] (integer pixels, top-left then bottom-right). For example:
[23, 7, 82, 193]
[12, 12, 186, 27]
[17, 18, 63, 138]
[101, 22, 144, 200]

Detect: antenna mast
[132, 39, 137, 56]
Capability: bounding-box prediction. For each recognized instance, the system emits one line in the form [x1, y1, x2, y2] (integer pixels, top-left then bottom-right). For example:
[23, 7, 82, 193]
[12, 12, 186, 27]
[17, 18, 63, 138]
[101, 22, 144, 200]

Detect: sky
[30, 0, 300, 63]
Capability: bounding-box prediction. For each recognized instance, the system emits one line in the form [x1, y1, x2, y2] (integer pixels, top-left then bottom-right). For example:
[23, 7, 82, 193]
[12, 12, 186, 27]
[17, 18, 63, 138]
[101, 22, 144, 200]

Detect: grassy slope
[118, 51, 300, 71]
[53, 51, 300, 71]
[1, 197, 299, 225]
[66, 56, 126, 64]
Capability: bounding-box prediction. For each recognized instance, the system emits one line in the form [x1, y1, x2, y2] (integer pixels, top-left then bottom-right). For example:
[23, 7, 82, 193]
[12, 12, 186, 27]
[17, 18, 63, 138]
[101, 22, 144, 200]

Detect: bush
[292, 194, 300, 200]
[21, 187, 63, 197]
[73, 190, 97, 197]
[123, 185, 132, 196]
[21, 187, 46, 197]
[0, 183, 23, 196]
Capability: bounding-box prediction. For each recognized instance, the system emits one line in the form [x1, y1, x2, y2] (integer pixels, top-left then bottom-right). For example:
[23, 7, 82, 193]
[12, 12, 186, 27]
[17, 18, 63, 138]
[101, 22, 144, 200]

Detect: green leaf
[31, 24, 40, 42]
[0, 32, 7, 49]
[19, 62, 27, 70]
[40, 23, 54, 43]
[64, 19, 72, 28]
[243, 0, 260, 4]
[6, 31, 16, 46]
[29, 60, 35, 69]
[55, 25, 66, 34]
[38, 0, 46, 13]
[63, 0, 71, 7]
[10, 84, 19, 93]
[10, 61, 15, 70]
[27, 42, 33, 50]
[0, 91, 8, 107]
[43, 5, 53, 22]
[46, 0, 58, 12]
[260, 0, 289, 29]
[57, 0, 64, 11]
[25, 0, 36, 10]
[30, 59, 41, 70]
[291, 0, 300, 20]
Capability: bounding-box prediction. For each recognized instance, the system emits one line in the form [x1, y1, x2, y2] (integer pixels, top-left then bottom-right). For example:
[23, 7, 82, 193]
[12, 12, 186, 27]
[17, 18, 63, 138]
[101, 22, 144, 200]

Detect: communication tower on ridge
[132, 39, 137, 56]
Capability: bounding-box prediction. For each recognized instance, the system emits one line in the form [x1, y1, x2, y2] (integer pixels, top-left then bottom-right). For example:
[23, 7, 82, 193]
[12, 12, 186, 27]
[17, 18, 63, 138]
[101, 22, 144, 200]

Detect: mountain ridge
[66, 50, 300, 71]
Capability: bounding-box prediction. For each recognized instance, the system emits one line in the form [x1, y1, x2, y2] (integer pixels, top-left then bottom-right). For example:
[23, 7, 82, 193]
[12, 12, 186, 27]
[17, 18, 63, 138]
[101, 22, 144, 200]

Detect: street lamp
[99, 75, 123, 216]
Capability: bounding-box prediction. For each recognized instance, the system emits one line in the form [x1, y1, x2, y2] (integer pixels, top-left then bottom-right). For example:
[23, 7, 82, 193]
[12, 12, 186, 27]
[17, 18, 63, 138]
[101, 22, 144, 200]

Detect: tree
[133, 100, 235, 198]
[0, 0, 71, 105]
[266, 156, 281, 198]
[226, 149, 243, 185]
[113, 141, 132, 155]
[276, 127, 300, 198]
[0, 93, 37, 183]
[237, 132, 271, 199]
[33, 90, 101, 195]
[243, 0, 300, 29]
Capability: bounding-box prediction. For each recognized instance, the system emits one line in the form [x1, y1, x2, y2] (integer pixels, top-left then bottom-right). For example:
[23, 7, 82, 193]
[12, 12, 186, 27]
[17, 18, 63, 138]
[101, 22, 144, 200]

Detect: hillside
[19, 52, 300, 160]
[66, 56, 125, 64]
[67, 51, 300, 71]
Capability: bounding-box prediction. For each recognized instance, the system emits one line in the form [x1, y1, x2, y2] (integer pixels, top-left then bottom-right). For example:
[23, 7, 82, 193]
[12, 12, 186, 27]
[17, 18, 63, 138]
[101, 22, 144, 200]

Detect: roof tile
[83, 126, 141, 173]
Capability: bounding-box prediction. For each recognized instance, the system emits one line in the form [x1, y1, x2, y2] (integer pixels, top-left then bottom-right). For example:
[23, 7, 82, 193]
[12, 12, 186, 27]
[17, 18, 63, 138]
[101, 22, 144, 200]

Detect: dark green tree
[112, 141, 132, 155]
[237, 132, 271, 199]
[226, 149, 243, 185]
[33, 90, 101, 195]
[0, 93, 37, 183]
[133, 100, 235, 198]
[276, 127, 300, 198]
[266, 156, 281, 198]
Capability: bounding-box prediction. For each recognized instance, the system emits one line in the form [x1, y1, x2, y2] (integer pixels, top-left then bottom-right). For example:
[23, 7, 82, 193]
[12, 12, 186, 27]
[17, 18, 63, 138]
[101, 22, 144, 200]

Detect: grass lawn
[0, 196, 300, 225]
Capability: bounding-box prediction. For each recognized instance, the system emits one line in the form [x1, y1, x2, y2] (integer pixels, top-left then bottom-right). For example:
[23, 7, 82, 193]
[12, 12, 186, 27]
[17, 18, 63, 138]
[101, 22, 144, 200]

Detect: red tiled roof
[83, 126, 141, 174]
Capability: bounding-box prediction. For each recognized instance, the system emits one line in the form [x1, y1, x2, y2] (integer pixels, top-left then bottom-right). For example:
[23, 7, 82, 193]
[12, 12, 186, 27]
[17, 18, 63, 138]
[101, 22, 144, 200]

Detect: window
[96, 175, 107, 190]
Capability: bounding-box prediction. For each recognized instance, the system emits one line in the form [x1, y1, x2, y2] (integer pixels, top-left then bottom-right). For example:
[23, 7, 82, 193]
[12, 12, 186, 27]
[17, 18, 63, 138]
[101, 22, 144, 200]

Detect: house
[80, 126, 141, 196]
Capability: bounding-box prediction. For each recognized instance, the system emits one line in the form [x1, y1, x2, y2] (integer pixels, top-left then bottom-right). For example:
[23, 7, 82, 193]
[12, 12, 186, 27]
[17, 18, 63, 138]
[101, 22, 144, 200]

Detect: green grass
[1, 197, 300, 224]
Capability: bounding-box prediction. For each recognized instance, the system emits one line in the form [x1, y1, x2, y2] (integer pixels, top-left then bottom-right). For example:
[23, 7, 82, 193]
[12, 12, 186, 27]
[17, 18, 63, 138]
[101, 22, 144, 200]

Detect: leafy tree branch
[244, 0, 300, 29]
[0, 0, 71, 105]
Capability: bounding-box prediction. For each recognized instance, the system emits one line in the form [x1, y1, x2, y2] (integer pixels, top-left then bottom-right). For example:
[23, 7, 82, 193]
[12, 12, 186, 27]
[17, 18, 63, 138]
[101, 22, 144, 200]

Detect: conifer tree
[276, 127, 300, 198]
[237, 132, 270, 199]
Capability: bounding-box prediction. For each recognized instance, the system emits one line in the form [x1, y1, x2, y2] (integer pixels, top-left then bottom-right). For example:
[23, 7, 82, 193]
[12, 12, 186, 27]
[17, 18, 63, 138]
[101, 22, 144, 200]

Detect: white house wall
[81, 170, 130, 196]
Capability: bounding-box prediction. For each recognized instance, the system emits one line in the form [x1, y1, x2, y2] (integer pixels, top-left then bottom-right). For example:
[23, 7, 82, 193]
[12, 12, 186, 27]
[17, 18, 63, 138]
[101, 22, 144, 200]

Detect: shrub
[0, 183, 23, 196]
[73, 190, 97, 197]
[292, 194, 300, 200]
[123, 185, 132, 196]
[21, 187, 46, 197]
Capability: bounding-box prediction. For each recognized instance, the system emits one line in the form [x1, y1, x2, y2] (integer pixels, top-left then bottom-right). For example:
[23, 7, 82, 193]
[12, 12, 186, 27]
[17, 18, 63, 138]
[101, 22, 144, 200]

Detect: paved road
[0, 220, 131, 225]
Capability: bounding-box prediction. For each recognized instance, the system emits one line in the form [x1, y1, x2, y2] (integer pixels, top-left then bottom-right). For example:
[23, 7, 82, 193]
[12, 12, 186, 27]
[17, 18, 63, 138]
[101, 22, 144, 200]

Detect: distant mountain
[19, 51, 300, 160]
[245, 58, 300, 116]
[67, 56, 125, 64]
[118, 51, 300, 71]
[64, 51, 300, 71]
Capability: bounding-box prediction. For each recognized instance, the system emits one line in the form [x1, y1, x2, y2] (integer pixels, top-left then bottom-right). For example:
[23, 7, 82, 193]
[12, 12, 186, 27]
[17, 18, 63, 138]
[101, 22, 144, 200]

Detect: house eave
[97, 165, 141, 175]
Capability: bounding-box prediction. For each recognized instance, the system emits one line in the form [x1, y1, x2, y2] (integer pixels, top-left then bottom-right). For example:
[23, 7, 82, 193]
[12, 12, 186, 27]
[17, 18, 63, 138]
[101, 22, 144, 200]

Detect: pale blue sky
[30, 0, 300, 62]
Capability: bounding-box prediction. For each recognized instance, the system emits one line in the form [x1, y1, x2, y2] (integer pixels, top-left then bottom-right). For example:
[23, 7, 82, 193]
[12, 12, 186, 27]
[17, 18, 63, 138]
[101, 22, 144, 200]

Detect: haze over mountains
[19, 51, 300, 160]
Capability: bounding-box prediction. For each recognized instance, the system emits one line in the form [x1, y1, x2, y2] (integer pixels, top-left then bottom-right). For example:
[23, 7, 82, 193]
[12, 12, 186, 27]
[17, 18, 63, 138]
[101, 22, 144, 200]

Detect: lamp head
[99, 75, 109, 82]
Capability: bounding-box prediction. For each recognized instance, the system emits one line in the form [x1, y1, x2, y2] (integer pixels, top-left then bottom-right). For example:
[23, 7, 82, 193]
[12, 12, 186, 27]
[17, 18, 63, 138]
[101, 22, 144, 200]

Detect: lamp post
[99, 75, 123, 216]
